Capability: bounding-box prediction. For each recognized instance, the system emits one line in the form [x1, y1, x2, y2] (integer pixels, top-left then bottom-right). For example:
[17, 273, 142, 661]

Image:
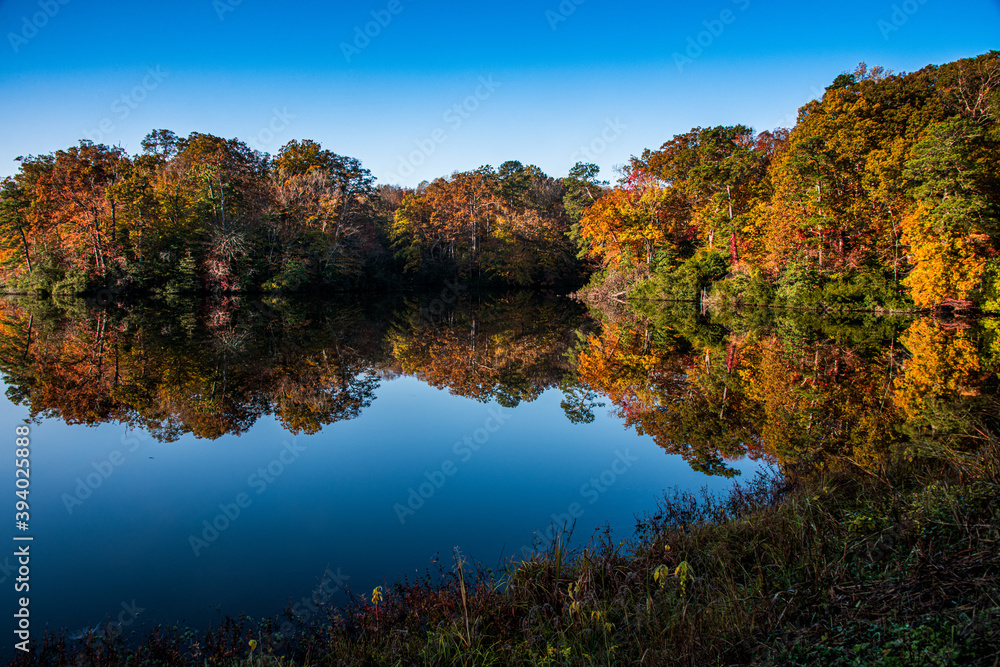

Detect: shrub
[775, 263, 822, 308]
[263, 258, 310, 293]
[712, 268, 776, 306]
[633, 250, 730, 302]
[977, 260, 1000, 312]
[51, 269, 92, 295]
[8, 252, 64, 295]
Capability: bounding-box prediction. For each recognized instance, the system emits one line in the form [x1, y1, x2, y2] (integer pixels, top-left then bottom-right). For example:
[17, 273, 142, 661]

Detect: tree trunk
[219, 176, 227, 232]
[93, 216, 107, 284]
[21, 315, 32, 362]
[17, 226, 32, 274]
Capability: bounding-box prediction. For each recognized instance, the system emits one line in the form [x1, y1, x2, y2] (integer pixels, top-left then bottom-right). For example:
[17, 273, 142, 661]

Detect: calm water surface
[9, 291, 993, 646]
[0, 293, 764, 638]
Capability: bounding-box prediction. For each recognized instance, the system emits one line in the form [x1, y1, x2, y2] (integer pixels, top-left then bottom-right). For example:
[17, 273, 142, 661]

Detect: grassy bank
[11, 445, 1000, 666]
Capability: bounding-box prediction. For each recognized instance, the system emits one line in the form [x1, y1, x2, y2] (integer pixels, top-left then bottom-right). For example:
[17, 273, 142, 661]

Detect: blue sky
[1, 0, 998, 187]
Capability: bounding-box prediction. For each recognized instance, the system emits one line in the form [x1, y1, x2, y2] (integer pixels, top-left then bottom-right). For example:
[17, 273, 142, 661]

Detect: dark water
[2, 292, 997, 648]
[0, 292, 762, 641]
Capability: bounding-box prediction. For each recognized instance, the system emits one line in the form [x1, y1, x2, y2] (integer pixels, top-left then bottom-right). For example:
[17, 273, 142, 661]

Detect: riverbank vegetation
[0, 135, 592, 296]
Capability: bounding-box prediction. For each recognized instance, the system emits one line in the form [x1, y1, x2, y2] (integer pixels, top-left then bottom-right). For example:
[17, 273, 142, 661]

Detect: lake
[2, 290, 996, 649]
[0, 291, 771, 641]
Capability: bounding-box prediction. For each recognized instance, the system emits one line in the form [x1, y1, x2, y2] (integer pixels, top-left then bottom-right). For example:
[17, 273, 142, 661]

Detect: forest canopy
[0, 133, 594, 295]
[2, 51, 999, 311]
[584, 52, 1000, 312]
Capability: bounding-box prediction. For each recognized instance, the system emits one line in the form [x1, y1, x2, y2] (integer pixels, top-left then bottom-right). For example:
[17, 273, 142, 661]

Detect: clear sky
[1, 0, 998, 187]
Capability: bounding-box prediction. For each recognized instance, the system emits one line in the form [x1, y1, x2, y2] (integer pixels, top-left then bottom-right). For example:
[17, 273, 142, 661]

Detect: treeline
[580, 51, 1000, 311]
[0, 133, 595, 296]
[3, 51, 999, 308]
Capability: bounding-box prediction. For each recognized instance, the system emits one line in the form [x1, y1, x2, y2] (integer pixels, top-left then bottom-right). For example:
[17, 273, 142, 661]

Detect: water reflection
[574, 303, 999, 477]
[2, 294, 998, 478]
[1, 293, 998, 639]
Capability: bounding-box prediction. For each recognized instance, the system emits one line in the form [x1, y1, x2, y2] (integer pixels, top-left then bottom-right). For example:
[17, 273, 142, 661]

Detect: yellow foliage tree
[900, 203, 987, 309]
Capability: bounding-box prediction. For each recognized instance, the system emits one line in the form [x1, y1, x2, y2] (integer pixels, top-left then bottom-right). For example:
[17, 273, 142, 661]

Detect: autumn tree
[266, 140, 384, 289]
[562, 162, 608, 223]
[27, 141, 130, 289]
[136, 131, 270, 291]
[390, 170, 497, 281]
[759, 54, 998, 304]
[634, 125, 781, 264]
[902, 118, 997, 308]
[391, 164, 579, 285]
[0, 178, 33, 278]
[578, 170, 692, 271]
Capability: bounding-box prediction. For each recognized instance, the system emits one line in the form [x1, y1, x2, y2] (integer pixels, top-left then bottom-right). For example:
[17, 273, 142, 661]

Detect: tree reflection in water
[2, 294, 997, 476]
